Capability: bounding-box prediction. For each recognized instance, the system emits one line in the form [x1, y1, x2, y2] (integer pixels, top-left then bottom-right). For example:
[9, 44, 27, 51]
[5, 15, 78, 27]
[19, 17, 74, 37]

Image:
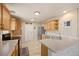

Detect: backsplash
[2, 31, 10, 34]
[45, 31, 62, 40]
[45, 31, 78, 40]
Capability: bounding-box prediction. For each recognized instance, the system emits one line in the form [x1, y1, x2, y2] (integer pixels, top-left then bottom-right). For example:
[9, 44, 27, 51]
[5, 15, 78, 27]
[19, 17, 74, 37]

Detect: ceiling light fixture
[63, 11, 67, 13]
[34, 11, 40, 15]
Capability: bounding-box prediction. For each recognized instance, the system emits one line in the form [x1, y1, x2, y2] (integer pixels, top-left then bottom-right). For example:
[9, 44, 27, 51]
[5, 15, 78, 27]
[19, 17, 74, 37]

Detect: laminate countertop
[0, 40, 18, 56]
[40, 38, 79, 53]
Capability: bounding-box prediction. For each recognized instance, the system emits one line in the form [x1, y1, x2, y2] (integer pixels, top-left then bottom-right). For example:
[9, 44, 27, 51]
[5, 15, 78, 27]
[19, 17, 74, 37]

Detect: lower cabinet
[41, 44, 48, 56]
[11, 44, 18, 56]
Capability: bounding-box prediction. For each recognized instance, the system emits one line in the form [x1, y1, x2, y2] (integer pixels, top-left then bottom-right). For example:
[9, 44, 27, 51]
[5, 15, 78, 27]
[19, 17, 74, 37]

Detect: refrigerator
[38, 26, 45, 40]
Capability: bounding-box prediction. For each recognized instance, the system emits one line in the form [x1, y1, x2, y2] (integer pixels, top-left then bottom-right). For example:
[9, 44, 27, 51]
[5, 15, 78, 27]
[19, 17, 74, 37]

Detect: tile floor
[21, 40, 41, 56]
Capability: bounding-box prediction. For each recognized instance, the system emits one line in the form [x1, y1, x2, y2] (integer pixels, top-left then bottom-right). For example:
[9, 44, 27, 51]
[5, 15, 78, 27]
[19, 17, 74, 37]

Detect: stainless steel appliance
[38, 26, 45, 40]
[2, 33, 11, 41]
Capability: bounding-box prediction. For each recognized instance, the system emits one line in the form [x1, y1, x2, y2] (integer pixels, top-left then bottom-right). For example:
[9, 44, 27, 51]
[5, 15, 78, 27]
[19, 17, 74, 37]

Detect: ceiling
[6, 3, 79, 23]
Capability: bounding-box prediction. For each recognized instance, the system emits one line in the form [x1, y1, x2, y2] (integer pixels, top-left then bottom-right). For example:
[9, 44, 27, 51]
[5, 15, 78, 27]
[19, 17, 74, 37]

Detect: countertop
[40, 38, 79, 53]
[0, 40, 18, 56]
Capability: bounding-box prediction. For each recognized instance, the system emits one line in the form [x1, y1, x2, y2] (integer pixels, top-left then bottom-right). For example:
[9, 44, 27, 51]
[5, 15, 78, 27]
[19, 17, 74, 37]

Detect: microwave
[2, 33, 11, 41]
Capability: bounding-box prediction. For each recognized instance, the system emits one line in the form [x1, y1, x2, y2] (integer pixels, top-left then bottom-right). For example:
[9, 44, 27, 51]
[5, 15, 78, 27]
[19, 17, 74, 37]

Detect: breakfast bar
[40, 38, 79, 56]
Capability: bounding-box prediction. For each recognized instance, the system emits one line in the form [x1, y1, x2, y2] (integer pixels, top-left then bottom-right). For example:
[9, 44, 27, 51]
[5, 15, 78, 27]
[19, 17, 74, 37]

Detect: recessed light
[63, 11, 67, 13]
[34, 11, 40, 15]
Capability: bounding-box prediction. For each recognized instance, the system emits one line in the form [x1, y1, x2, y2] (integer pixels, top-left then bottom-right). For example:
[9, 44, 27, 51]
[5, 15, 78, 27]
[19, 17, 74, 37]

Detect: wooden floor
[21, 40, 41, 56]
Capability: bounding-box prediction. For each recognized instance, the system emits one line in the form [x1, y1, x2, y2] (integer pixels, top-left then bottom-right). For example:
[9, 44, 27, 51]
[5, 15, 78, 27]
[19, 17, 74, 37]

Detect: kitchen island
[0, 40, 18, 56]
[40, 38, 79, 56]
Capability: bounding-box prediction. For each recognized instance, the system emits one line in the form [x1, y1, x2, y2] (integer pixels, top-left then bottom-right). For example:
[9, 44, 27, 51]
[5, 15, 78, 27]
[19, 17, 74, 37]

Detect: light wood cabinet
[0, 4, 2, 29]
[11, 17, 16, 30]
[11, 19, 22, 36]
[2, 5, 11, 30]
[41, 44, 48, 56]
[47, 22, 51, 31]
[0, 4, 11, 30]
[50, 20, 58, 30]
[43, 20, 58, 31]
[41, 34, 47, 40]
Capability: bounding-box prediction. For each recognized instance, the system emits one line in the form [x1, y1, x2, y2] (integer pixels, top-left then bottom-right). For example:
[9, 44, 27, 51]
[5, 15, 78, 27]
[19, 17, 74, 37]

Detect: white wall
[48, 9, 79, 56]
[59, 9, 78, 39]
[45, 9, 78, 40]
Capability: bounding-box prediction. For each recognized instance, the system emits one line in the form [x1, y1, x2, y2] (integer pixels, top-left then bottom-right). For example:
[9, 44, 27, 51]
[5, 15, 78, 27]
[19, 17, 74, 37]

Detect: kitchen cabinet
[0, 4, 11, 30]
[41, 44, 48, 56]
[46, 22, 50, 31]
[11, 19, 22, 37]
[41, 34, 47, 40]
[2, 5, 11, 30]
[0, 4, 2, 29]
[43, 20, 58, 31]
[50, 20, 58, 31]
[11, 17, 16, 30]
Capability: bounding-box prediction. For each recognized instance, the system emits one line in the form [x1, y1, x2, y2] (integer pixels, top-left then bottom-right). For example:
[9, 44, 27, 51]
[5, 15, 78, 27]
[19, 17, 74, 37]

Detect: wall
[59, 9, 78, 39]
[48, 9, 79, 56]
[45, 9, 78, 40]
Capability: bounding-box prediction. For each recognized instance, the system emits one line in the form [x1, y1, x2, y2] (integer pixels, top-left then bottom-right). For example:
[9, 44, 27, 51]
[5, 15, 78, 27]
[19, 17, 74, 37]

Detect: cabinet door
[11, 17, 16, 30]
[3, 6, 10, 30]
[50, 20, 58, 31]
[50, 21, 54, 30]
[48, 22, 51, 31]
[0, 4, 2, 29]
[41, 44, 48, 56]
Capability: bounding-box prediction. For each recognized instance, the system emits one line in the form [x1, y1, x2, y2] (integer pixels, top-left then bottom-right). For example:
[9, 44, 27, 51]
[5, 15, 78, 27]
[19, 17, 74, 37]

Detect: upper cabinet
[11, 18, 22, 36]
[0, 4, 2, 29]
[43, 20, 58, 32]
[11, 17, 16, 30]
[50, 20, 58, 30]
[2, 5, 11, 30]
[0, 4, 1, 29]
[0, 4, 11, 30]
